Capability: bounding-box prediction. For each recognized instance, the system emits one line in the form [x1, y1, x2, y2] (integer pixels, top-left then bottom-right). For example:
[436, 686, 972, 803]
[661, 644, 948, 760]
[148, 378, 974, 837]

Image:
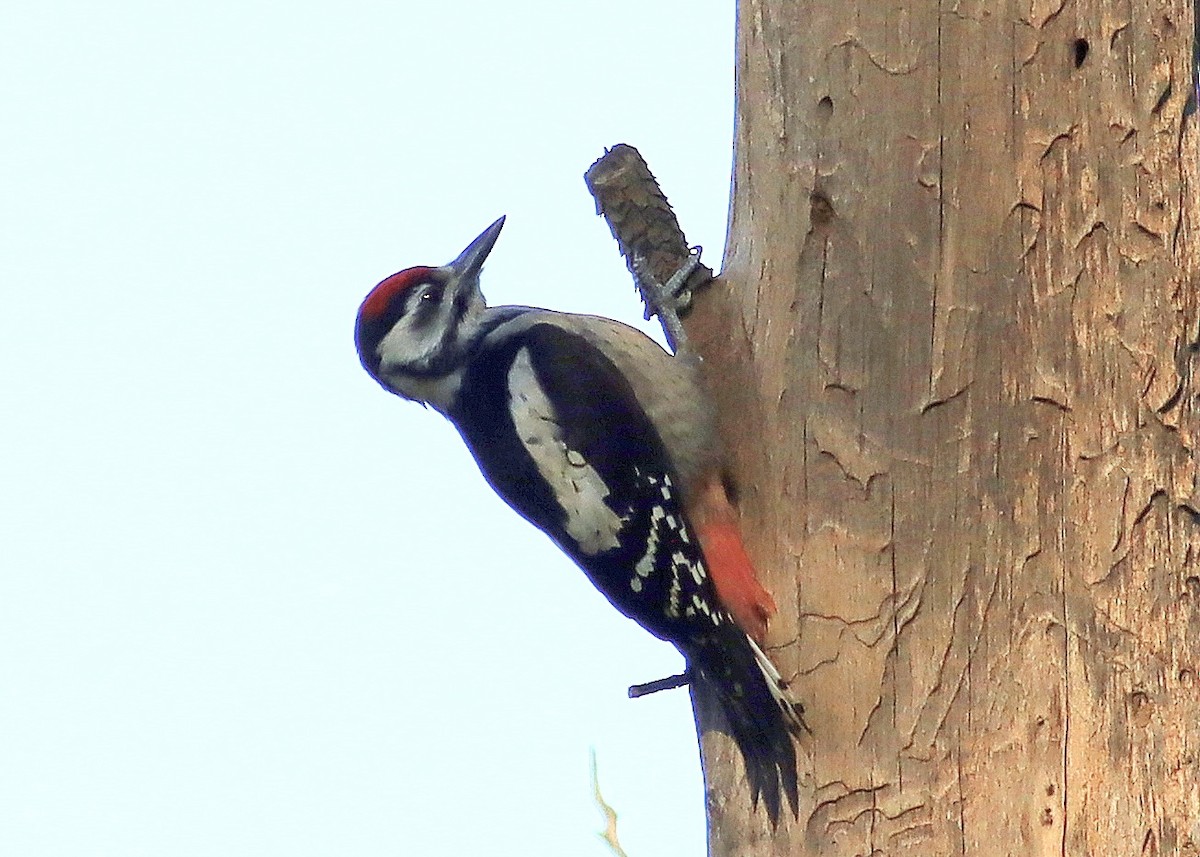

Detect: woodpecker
[355, 217, 803, 820]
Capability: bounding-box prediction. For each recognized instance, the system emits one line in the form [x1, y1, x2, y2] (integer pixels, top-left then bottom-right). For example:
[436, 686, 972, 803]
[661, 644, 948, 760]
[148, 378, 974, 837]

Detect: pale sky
[2, 2, 735, 854]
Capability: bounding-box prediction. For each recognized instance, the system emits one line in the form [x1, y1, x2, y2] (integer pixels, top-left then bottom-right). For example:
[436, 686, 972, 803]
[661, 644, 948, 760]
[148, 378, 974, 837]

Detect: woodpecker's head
[355, 216, 504, 408]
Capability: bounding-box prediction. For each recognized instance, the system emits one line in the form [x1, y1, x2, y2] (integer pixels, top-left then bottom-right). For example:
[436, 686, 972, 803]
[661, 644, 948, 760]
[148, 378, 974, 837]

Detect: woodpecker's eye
[420, 283, 445, 304]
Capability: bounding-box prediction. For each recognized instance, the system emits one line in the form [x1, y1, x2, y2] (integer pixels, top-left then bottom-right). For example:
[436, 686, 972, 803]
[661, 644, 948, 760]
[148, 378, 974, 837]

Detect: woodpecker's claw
[633, 246, 703, 353]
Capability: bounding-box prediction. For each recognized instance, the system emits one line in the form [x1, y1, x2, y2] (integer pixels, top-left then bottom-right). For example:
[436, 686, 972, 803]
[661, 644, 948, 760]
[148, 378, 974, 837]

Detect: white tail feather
[746, 636, 807, 734]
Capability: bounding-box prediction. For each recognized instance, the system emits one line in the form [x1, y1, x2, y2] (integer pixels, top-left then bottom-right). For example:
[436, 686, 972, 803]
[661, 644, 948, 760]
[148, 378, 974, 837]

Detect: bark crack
[1060, 421, 1071, 857]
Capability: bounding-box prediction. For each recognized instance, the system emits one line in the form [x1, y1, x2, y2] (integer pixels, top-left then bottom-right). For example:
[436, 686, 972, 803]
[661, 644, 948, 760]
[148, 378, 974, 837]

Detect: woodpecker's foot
[633, 246, 703, 353]
[627, 670, 692, 699]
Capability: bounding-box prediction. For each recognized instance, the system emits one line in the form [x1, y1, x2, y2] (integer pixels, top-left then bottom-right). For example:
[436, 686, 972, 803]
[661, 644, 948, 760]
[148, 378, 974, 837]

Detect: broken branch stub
[627, 672, 691, 699]
[584, 144, 714, 332]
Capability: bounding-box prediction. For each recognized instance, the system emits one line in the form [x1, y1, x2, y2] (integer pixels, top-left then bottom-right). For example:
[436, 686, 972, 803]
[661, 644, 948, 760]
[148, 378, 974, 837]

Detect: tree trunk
[685, 0, 1200, 853]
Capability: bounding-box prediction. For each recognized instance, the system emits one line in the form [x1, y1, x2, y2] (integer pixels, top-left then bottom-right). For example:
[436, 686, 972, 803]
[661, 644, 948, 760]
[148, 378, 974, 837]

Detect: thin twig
[591, 749, 630, 857]
[627, 671, 691, 698]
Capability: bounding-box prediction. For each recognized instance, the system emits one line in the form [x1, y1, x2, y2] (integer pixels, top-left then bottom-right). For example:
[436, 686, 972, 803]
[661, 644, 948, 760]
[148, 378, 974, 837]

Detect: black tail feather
[689, 626, 804, 824]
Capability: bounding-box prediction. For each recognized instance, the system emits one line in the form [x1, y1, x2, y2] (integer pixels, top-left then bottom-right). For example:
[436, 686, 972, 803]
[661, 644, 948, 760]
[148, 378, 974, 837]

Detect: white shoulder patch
[508, 347, 625, 555]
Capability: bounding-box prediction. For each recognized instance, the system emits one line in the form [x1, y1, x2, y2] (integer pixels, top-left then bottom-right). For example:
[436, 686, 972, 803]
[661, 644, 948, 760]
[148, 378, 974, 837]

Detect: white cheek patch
[508, 348, 624, 555]
[377, 312, 443, 370]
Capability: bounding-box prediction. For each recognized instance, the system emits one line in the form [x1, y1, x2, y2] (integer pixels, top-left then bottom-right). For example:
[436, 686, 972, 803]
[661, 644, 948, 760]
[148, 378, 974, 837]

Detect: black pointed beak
[448, 216, 505, 281]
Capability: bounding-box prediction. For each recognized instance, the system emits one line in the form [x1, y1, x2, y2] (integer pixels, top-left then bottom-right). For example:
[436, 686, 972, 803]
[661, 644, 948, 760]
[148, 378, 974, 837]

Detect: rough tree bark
[681, 0, 1200, 854]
